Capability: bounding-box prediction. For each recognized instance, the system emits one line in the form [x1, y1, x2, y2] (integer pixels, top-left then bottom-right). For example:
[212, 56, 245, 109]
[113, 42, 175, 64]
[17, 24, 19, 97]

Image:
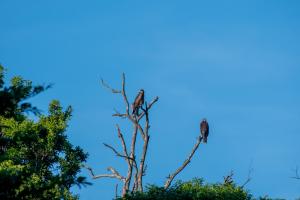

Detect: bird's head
[139, 89, 144, 93]
[202, 118, 207, 122]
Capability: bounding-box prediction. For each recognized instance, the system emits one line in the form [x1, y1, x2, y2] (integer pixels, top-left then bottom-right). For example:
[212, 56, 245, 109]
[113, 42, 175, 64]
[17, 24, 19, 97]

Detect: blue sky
[1, 0, 300, 199]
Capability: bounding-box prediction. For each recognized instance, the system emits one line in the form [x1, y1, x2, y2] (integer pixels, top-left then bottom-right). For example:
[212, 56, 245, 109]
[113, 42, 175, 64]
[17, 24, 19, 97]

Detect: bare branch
[137, 123, 146, 139]
[121, 73, 131, 116]
[112, 109, 127, 118]
[143, 165, 148, 176]
[115, 124, 139, 195]
[113, 113, 127, 118]
[97, 74, 159, 196]
[138, 96, 159, 121]
[84, 165, 125, 181]
[241, 163, 253, 188]
[100, 78, 121, 93]
[107, 167, 125, 180]
[103, 143, 134, 162]
[115, 184, 119, 199]
[116, 125, 129, 158]
[137, 134, 149, 191]
[137, 102, 151, 192]
[123, 125, 138, 195]
[291, 166, 300, 180]
[164, 136, 203, 189]
[223, 170, 234, 185]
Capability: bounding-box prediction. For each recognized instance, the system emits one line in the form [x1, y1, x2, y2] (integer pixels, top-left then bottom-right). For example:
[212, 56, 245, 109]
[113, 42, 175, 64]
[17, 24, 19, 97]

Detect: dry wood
[291, 166, 300, 180]
[164, 136, 203, 189]
[84, 165, 125, 181]
[90, 73, 208, 197]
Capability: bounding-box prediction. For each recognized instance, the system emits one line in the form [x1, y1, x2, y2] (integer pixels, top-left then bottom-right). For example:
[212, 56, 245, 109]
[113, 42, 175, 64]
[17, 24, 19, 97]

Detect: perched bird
[200, 119, 209, 143]
[132, 89, 144, 115]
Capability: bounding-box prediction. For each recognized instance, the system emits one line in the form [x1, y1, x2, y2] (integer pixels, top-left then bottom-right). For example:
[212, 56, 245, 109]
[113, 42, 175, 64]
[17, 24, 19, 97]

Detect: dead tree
[85, 73, 205, 197]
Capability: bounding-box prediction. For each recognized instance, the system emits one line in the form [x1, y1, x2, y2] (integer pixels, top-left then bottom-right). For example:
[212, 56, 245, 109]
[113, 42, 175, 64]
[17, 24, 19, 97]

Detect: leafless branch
[138, 96, 159, 121]
[116, 125, 129, 159]
[241, 164, 253, 188]
[112, 109, 127, 118]
[112, 113, 127, 118]
[291, 166, 300, 180]
[100, 78, 121, 93]
[164, 136, 203, 189]
[95, 73, 160, 196]
[121, 73, 131, 116]
[107, 167, 126, 181]
[137, 123, 146, 140]
[223, 170, 234, 185]
[143, 165, 148, 176]
[84, 165, 125, 181]
[137, 134, 149, 191]
[137, 102, 151, 192]
[115, 184, 119, 199]
[103, 143, 132, 161]
[123, 125, 138, 195]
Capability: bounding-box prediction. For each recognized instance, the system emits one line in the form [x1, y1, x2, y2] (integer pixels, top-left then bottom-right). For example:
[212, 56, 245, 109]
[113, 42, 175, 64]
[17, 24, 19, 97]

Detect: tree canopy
[120, 178, 252, 200]
[0, 65, 89, 199]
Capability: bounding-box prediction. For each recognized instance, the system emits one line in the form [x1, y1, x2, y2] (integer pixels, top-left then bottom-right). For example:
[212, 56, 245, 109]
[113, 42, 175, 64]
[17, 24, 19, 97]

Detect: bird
[132, 89, 144, 115]
[200, 119, 209, 143]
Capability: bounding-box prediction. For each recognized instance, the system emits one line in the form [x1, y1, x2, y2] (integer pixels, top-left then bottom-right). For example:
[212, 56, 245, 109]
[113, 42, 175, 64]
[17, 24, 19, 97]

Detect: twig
[113, 113, 127, 118]
[123, 125, 138, 195]
[84, 165, 125, 181]
[115, 184, 119, 199]
[223, 170, 234, 185]
[103, 143, 133, 161]
[138, 96, 159, 121]
[291, 166, 300, 180]
[143, 165, 147, 176]
[116, 124, 129, 160]
[241, 163, 253, 188]
[101, 78, 121, 93]
[137, 123, 146, 140]
[164, 136, 203, 189]
[121, 73, 131, 116]
[112, 109, 127, 118]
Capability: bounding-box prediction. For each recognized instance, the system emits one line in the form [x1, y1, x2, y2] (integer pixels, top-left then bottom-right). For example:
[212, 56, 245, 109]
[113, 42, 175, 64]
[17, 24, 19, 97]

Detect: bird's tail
[131, 104, 135, 115]
[132, 107, 139, 115]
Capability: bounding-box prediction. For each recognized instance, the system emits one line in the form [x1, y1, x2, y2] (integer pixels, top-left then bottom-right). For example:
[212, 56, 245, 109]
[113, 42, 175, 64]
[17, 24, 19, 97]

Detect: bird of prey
[132, 89, 144, 115]
[200, 119, 209, 143]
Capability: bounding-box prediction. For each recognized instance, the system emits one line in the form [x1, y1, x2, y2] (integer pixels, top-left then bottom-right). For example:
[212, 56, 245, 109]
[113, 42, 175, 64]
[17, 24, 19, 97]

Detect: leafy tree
[120, 178, 252, 200]
[0, 65, 89, 199]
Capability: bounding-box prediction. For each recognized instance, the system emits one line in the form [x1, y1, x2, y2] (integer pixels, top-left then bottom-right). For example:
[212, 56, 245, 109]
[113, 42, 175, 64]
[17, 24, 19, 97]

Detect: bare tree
[85, 73, 205, 197]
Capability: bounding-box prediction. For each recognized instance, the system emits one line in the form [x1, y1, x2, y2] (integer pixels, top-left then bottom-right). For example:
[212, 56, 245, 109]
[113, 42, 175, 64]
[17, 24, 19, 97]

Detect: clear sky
[1, 0, 300, 199]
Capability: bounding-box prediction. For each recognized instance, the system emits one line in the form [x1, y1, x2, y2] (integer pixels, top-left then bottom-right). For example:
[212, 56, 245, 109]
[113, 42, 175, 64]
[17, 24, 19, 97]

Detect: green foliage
[120, 178, 252, 200]
[0, 66, 89, 199]
[0, 65, 51, 121]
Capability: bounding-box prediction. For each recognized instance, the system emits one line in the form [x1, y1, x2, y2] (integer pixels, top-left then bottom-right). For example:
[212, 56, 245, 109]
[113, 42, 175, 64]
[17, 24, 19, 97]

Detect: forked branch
[101, 78, 121, 94]
[84, 165, 125, 181]
[223, 170, 234, 185]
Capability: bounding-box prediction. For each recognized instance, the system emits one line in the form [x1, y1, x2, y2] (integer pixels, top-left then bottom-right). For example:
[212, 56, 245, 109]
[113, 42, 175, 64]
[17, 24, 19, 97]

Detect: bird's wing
[133, 93, 142, 107]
